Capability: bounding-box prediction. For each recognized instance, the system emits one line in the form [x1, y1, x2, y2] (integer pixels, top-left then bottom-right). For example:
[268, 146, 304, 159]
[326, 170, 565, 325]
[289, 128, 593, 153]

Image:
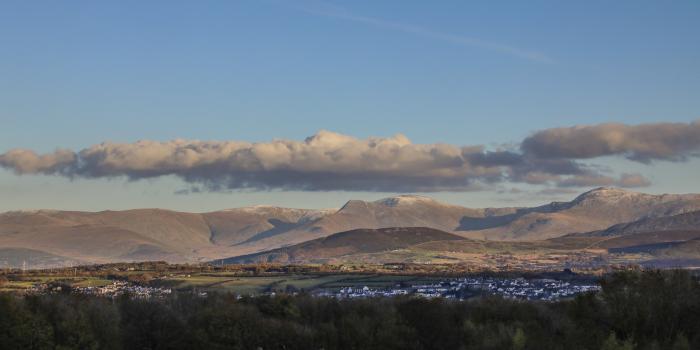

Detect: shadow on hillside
[233, 219, 303, 246]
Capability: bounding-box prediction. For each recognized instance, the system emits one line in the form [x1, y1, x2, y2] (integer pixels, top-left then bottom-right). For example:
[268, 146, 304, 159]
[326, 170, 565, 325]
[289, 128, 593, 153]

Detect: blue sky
[1, 0, 699, 211]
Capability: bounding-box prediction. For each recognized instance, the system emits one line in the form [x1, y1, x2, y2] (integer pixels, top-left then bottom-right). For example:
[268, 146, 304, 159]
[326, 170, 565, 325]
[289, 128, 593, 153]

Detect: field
[155, 273, 446, 294]
[0, 269, 451, 295]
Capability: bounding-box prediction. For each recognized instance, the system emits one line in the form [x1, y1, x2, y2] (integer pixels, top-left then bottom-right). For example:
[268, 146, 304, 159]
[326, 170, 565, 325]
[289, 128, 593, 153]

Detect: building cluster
[323, 286, 411, 298]
[31, 281, 172, 299]
[459, 277, 600, 300]
[316, 277, 600, 301]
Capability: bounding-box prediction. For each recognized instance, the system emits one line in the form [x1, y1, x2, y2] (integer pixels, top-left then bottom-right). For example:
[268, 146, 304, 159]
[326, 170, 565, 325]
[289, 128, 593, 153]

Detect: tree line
[1, 270, 699, 350]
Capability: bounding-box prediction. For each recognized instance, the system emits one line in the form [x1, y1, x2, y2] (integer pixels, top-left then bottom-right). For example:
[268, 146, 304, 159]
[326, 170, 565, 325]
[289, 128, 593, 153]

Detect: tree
[601, 332, 634, 350]
[671, 333, 690, 350]
[0, 294, 54, 349]
[512, 328, 526, 350]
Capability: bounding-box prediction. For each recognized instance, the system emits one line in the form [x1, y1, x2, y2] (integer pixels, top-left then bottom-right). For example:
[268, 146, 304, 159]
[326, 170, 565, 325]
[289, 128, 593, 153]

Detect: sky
[1, 0, 699, 212]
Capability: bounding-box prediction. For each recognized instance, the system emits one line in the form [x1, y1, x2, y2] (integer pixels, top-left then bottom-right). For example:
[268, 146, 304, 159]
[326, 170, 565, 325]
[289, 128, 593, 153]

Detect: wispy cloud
[295, 1, 554, 63]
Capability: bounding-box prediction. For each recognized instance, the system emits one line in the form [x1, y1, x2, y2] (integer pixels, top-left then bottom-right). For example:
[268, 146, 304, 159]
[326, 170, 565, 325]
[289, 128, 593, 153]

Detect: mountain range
[2, 187, 700, 269]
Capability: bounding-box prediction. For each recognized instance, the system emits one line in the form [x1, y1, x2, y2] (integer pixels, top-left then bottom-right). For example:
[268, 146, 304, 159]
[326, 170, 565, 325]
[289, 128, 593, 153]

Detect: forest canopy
[1, 270, 698, 350]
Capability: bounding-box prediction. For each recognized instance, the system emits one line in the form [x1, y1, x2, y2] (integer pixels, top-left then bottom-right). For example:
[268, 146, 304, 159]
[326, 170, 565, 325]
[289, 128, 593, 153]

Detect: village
[29, 280, 173, 299]
[23, 274, 600, 301]
[2, 261, 616, 301]
[316, 276, 601, 300]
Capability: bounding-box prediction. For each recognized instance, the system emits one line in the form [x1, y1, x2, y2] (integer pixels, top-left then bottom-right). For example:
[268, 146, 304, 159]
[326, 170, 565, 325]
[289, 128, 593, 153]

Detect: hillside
[550, 210, 700, 250]
[582, 210, 700, 237]
[0, 248, 82, 270]
[227, 195, 504, 253]
[457, 188, 700, 240]
[223, 227, 468, 264]
[3, 188, 700, 267]
[0, 207, 334, 267]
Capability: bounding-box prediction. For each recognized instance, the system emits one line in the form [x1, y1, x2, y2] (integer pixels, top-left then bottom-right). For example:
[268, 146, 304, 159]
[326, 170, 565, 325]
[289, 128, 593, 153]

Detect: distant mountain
[0, 248, 83, 270]
[457, 188, 700, 240]
[581, 210, 700, 237]
[239, 188, 700, 247]
[3, 188, 700, 268]
[202, 206, 334, 246]
[228, 195, 508, 253]
[551, 210, 700, 264]
[0, 207, 334, 267]
[223, 227, 467, 264]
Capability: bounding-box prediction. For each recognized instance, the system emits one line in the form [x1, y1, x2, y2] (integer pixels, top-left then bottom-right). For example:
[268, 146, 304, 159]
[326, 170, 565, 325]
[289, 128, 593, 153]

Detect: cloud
[536, 188, 579, 196]
[0, 131, 509, 192]
[0, 126, 667, 192]
[0, 148, 76, 175]
[298, 1, 553, 63]
[555, 173, 651, 188]
[521, 120, 700, 162]
[617, 173, 652, 188]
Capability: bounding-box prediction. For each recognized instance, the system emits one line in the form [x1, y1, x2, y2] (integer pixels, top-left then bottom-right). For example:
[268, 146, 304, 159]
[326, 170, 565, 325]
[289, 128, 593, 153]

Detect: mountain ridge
[3, 187, 700, 268]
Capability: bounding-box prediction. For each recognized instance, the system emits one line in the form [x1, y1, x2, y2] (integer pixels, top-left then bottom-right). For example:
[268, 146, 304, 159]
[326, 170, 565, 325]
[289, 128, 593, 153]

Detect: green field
[158, 273, 446, 294]
[0, 280, 35, 292]
[71, 279, 113, 288]
[0, 275, 116, 291]
[1, 271, 445, 295]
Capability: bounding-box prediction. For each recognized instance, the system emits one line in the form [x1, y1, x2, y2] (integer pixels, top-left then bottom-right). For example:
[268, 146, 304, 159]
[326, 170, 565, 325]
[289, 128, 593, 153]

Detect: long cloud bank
[2, 121, 697, 192]
[521, 121, 700, 162]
